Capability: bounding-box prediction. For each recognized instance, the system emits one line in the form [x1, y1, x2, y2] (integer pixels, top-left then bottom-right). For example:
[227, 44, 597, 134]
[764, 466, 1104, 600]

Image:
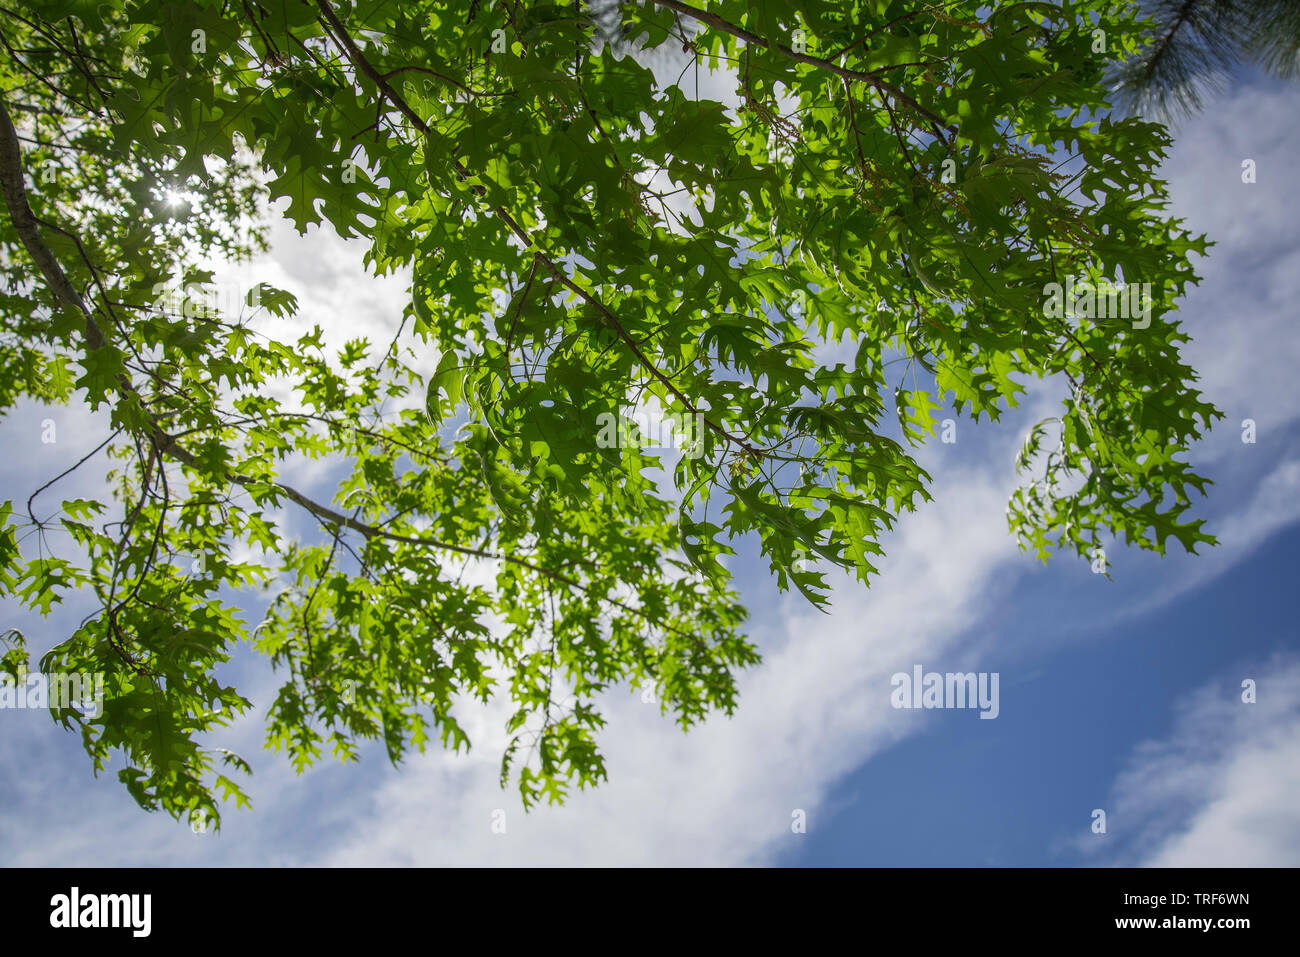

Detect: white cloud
[316, 461, 1021, 865]
[1086, 654, 1300, 867]
[1160, 85, 1300, 461]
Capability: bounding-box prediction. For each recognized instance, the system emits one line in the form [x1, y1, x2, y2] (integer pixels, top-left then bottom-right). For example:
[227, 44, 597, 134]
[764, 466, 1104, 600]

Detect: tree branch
[312, 0, 759, 456]
[1, 94, 583, 594]
[0, 96, 107, 350]
[1, 92, 701, 642]
[646, 0, 954, 133]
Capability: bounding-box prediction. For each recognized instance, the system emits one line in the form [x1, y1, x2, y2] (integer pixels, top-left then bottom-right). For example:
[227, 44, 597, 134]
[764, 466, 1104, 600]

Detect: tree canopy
[0, 0, 1218, 827]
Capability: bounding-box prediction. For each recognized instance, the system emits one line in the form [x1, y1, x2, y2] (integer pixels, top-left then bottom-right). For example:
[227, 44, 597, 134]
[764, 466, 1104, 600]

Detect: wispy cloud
[1081, 653, 1300, 867]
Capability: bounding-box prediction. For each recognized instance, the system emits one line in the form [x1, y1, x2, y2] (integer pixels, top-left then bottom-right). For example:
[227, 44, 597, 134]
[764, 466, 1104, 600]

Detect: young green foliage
[0, 0, 1217, 823]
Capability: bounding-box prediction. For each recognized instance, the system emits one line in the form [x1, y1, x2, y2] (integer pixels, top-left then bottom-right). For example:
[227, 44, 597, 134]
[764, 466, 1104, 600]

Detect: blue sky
[1, 63, 1298, 865]
[781, 511, 1300, 866]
